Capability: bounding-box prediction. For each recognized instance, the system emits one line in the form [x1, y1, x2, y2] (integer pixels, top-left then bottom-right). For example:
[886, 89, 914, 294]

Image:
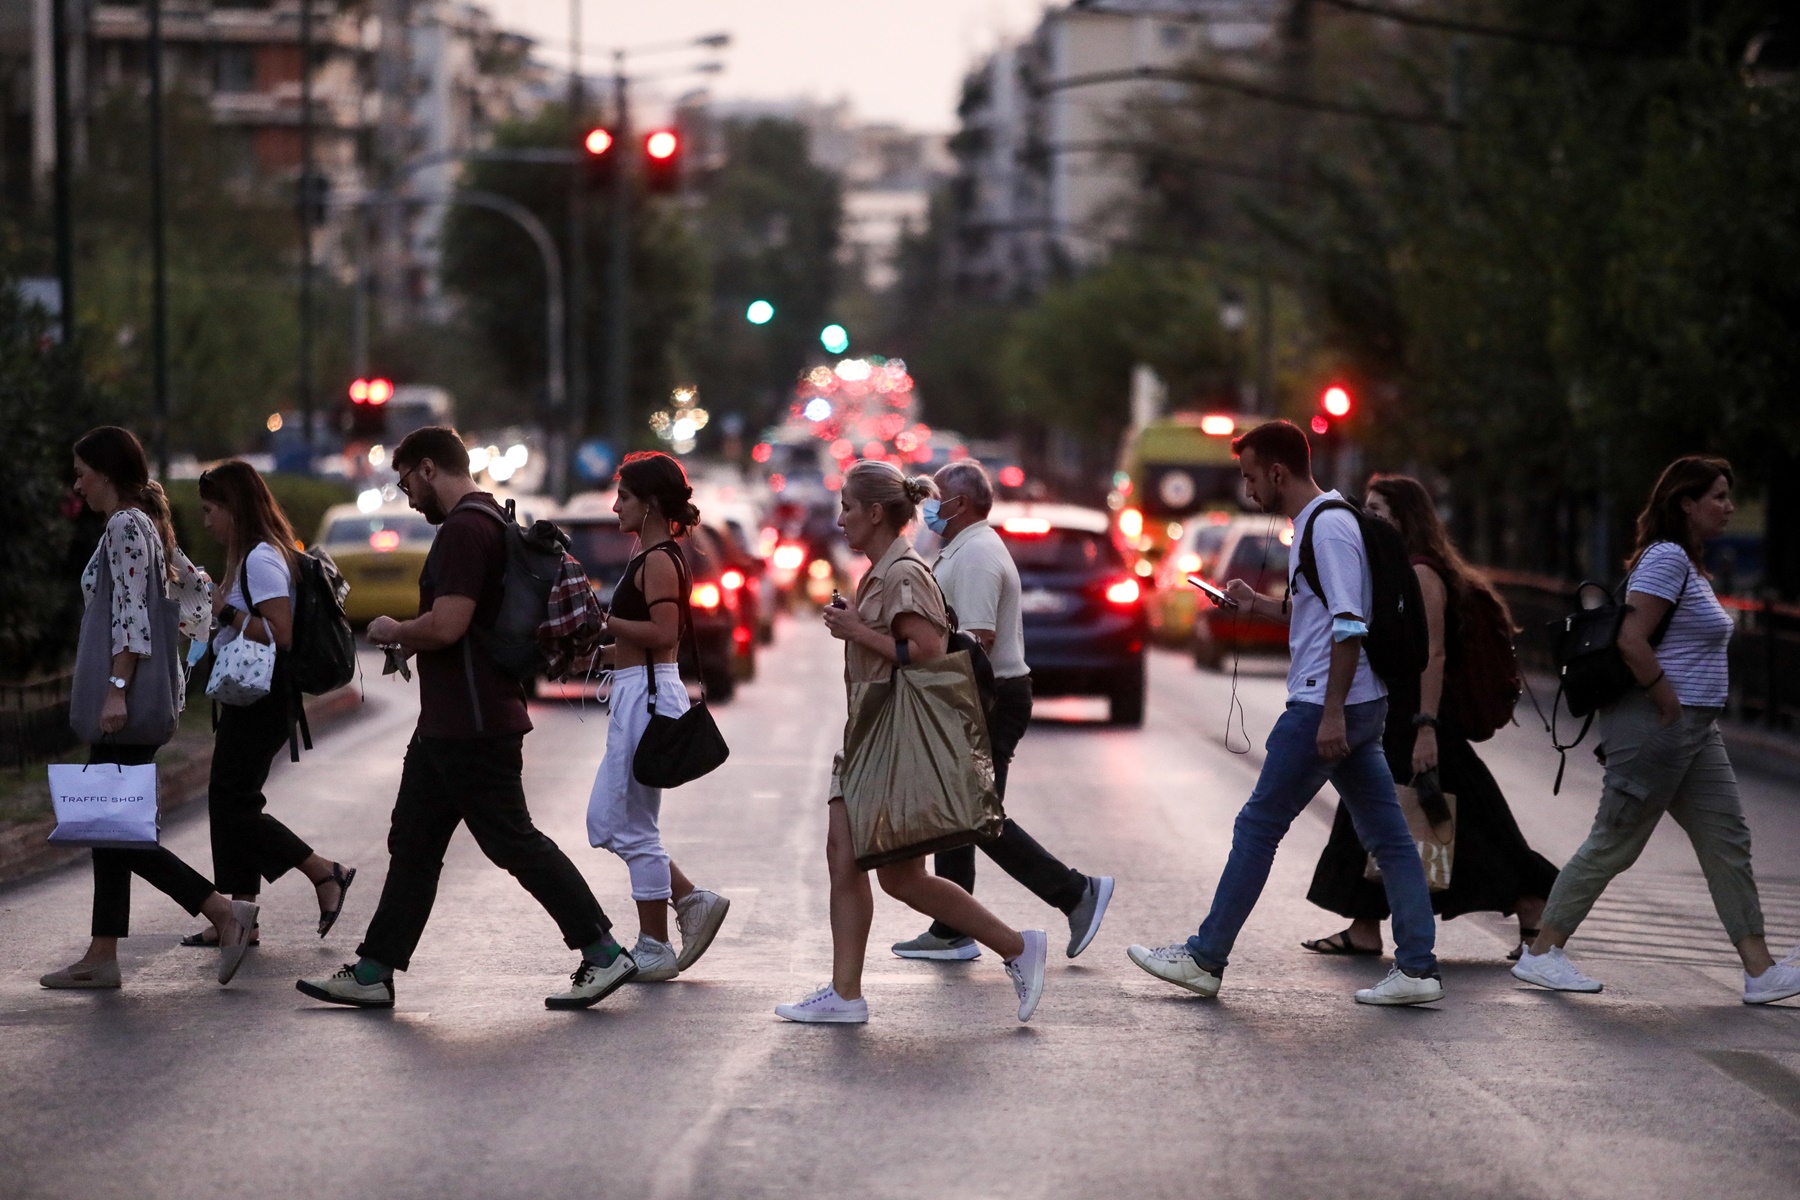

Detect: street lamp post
[299, 0, 317, 469]
[603, 50, 630, 460]
[50, 0, 73, 344]
[148, 0, 170, 477]
[565, 0, 590, 496]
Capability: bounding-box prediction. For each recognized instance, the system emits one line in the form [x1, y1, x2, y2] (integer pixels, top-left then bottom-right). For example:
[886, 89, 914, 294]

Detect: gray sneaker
[673, 889, 731, 972]
[891, 930, 981, 960]
[1065, 875, 1115, 958]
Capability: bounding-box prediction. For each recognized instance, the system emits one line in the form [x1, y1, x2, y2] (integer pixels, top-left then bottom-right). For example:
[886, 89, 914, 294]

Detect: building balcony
[90, 4, 362, 50]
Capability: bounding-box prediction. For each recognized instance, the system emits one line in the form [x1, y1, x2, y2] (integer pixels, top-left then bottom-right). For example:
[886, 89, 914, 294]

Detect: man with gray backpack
[298, 426, 635, 1011]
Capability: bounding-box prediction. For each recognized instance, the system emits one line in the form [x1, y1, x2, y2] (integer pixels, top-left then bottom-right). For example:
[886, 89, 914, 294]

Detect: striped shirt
[1628, 541, 1733, 707]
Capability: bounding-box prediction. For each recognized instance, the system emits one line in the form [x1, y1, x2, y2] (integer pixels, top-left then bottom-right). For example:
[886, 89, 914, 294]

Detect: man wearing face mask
[891, 461, 1115, 962]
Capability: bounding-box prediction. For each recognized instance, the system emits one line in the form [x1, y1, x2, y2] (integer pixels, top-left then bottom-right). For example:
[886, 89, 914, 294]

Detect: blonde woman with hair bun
[775, 459, 1049, 1025]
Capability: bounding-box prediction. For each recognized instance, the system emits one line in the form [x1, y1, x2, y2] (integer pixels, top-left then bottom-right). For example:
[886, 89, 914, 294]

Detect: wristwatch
[107, 675, 129, 691]
[1411, 713, 1439, 730]
[218, 603, 241, 628]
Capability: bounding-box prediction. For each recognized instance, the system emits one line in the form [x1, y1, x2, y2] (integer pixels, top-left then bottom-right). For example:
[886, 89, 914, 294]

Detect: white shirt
[213, 542, 295, 652]
[931, 520, 1029, 680]
[1286, 491, 1384, 706]
[1629, 541, 1733, 707]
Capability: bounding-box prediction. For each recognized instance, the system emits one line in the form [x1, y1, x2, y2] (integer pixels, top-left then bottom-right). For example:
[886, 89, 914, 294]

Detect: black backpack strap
[1291, 498, 1355, 609]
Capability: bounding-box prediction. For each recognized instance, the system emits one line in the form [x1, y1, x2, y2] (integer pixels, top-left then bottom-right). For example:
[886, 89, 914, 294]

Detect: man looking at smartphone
[888, 461, 1116, 962]
[1126, 420, 1442, 1006]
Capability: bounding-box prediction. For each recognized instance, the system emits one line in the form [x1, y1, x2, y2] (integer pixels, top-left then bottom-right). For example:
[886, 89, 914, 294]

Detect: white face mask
[921, 496, 959, 536]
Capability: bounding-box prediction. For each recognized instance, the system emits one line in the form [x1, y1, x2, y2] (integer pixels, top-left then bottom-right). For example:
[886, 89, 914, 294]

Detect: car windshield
[1222, 534, 1289, 593]
[324, 515, 435, 547]
[999, 528, 1122, 573]
[565, 523, 640, 585]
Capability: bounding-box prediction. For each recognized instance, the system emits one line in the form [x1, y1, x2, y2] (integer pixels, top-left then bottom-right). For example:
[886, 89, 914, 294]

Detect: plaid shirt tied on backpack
[538, 552, 607, 681]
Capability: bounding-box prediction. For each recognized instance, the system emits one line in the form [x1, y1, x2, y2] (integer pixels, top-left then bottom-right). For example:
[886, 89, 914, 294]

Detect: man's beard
[415, 488, 447, 525]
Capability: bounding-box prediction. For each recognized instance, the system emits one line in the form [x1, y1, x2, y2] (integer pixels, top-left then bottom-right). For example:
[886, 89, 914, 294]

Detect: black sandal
[317, 863, 357, 939]
[181, 927, 259, 948]
[1507, 928, 1539, 962]
[1301, 929, 1382, 957]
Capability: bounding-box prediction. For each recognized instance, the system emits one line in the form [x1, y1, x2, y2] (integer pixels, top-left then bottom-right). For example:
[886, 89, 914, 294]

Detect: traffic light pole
[50, 0, 74, 345]
[148, 0, 170, 478]
[298, 0, 316, 470]
[562, 0, 586, 502]
[603, 54, 631, 460]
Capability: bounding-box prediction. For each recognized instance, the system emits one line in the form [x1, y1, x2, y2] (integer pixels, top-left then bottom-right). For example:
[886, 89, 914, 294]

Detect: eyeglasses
[394, 465, 418, 496]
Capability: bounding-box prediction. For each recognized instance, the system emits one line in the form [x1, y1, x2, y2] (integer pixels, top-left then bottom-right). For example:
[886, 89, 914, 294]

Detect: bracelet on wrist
[1411, 713, 1439, 730]
[1641, 670, 1666, 690]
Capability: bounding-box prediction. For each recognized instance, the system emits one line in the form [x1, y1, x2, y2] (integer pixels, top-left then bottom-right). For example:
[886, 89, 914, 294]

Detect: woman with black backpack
[1303, 474, 1559, 961]
[1513, 457, 1800, 1003]
[178, 461, 356, 947]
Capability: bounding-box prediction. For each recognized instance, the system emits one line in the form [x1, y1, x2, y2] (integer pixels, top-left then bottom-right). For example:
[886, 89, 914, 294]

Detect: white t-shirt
[931, 520, 1029, 680]
[214, 542, 295, 652]
[1286, 491, 1384, 706]
[1628, 541, 1733, 707]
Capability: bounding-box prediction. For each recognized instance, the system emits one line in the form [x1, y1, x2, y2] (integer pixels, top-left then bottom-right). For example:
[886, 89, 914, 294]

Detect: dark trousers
[89, 743, 216, 938]
[357, 733, 611, 971]
[930, 675, 1089, 939]
[209, 674, 313, 895]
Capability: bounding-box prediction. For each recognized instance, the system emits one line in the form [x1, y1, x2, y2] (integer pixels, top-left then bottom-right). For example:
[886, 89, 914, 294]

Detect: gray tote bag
[69, 533, 183, 748]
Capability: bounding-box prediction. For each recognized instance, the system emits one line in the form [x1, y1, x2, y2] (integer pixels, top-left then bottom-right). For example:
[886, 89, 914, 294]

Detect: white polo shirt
[1287, 491, 1384, 706]
[931, 520, 1029, 680]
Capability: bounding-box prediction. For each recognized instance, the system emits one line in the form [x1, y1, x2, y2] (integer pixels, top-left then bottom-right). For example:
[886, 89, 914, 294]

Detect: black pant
[357, 733, 611, 971]
[930, 675, 1089, 939]
[209, 672, 313, 895]
[89, 743, 216, 938]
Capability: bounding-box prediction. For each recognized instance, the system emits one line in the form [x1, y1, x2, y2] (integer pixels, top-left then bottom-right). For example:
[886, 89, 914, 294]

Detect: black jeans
[357, 733, 611, 971]
[88, 743, 216, 938]
[209, 670, 313, 895]
[930, 675, 1089, 939]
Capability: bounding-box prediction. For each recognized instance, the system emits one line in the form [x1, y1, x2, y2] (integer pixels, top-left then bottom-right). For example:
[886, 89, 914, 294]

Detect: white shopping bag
[47, 762, 161, 847]
[206, 618, 275, 706]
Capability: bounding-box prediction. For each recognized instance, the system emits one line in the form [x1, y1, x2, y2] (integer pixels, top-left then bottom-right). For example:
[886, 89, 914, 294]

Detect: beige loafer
[40, 959, 122, 989]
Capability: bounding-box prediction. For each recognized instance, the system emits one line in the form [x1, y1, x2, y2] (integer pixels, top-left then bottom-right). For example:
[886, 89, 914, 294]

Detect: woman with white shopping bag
[174, 461, 356, 949]
[774, 460, 1048, 1025]
[40, 427, 259, 990]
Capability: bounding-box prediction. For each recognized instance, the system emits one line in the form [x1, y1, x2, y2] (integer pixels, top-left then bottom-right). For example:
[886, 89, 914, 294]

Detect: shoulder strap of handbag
[643, 541, 700, 716]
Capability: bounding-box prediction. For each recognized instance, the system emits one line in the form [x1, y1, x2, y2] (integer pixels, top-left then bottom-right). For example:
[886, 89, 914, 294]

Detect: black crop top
[611, 540, 688, 622]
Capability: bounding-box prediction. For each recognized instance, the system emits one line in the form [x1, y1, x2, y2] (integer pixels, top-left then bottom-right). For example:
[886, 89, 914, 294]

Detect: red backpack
[1444, 582, 1522, 742]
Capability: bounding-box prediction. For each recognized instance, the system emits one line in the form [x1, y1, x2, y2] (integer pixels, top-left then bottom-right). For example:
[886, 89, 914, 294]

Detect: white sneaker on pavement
[891, 930, 982, 960]
[1354, 966, 1445, 1006]
[673, 889, 731, 972]
[775, 983, 869, 1024]
[1126, 943, 1221, 998]
[1511, 946, 1604, 993]
[296, 964, 395, 1009]
[545, 951, 639, 1009]
[1065, 876, 1115, 958]
[1005, 929, 1048, 1022]
[630, 935, 680, 982]
[1743, 961, 1800, 1005]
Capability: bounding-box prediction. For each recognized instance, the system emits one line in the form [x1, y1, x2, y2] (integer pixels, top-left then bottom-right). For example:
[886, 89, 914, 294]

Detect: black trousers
[357, 733, 611, 971]
[930, 675, 1089, 939]
[209, 670, 313, 895]
[89, 743, 216, 938]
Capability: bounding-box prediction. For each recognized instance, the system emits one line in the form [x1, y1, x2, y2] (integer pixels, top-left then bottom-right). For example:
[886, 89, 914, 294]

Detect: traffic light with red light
[1321, 385, 1353, 418]
[582, 127, 616, 184]
[643, 129, 681, 194]
[346, 377, 393, 439]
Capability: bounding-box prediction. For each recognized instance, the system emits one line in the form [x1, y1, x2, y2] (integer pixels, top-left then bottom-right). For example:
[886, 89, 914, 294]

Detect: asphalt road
[3, 623, 1798, 1200]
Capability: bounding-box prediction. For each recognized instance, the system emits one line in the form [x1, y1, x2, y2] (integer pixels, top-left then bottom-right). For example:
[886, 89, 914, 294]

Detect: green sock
[352, 957, 392, 985]
[583, 938, 623, 966]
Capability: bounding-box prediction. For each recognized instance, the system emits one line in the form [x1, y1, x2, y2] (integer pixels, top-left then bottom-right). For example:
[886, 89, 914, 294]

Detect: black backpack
[455, 497, 570, 682]
[288, 549, 356, 696]
[943, 604, 999, 718]
[1293, 498, 1428, 690]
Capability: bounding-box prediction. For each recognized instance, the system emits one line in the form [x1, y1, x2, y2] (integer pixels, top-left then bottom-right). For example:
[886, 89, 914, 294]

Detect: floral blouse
[80, 508, 213, 656]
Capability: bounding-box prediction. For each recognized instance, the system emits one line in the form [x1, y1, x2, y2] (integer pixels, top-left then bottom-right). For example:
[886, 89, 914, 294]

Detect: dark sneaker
[545, 952, 638, 1010]
[1065, 875, 1115, 958]
[297, 964, 395, 1008]
[891, 930, 981, 960]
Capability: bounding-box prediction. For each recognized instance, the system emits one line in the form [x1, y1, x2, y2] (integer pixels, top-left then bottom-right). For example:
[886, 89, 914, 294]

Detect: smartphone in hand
[1188, 575, 1238, 609]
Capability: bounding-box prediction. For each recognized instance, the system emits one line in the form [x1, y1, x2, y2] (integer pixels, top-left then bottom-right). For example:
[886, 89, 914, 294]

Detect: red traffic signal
[645, 130, 678, 160]
[644, 129, 681, 193]
[349, 377, 393, 405]
[1321, 384, 1352, 418]
[584, 127, 614, 156]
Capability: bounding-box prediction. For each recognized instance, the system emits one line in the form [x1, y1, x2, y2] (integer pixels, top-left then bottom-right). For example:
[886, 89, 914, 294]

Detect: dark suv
[990, 502, 1148, 726]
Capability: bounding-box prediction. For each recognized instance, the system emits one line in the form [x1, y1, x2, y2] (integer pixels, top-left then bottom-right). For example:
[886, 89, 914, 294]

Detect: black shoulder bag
[632, 542, 730, 788]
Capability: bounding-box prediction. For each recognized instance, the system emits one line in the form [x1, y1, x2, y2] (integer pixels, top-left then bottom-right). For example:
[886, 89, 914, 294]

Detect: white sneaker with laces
[673, 889, 731, 972]
[630, 935, 680, 982]
[775, 983, 869, 1024]
[1511, 946, 1604, 993]
[545, 951, 639, 1009]
[1743, 961, 1800, 1005]
[1004, 929, 1048, 1022]
[1126, 943, 1221, 997]
[1354, 966, 1445, 1006]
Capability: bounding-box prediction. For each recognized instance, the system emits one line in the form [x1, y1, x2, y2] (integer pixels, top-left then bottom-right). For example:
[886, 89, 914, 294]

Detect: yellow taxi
[313, 501, 436, 623]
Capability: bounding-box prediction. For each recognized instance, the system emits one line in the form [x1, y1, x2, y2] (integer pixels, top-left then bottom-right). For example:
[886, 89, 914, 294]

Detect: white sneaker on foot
[1511, 946, 1604, 993]
[775, 983, 869, 1024]
[1005, 929, 1048, 1022]
[891, 930, 981, 960]
[546, 951, 639, 1009]
[630, 935, 680, 982]
[673, 889, 731, 972]
[1354, 966, 1445, 1006]
[296, 964, 395, 1008]
[1744, 961, 1800, 1005]
[1126, 943, 1221, 997]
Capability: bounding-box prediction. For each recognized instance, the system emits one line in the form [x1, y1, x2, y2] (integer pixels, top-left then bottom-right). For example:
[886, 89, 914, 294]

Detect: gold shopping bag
[1363, 783, 1458, 892]
[841, 650, 1003, 870]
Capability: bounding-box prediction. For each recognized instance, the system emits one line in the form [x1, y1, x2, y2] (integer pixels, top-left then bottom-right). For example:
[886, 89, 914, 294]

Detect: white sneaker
[296, 964, 395, 1009]
[545, 951, 639, 1009]
[1355, 966, 1445, 1006]
[1126, 943, 1221, 998]
[1004, 929, 1048, 1022]
[775, 983, 869, 1024]
[1744, 961, 1800, 1005]
[630, 935, 680, 983]
[891, 930, 982, 960]
[673, 889, 731, 972]
[1511, 946, 1604, 993]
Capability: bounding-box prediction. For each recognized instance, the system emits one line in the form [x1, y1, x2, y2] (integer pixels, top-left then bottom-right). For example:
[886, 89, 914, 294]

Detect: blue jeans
[1188, 699, 1439, 978]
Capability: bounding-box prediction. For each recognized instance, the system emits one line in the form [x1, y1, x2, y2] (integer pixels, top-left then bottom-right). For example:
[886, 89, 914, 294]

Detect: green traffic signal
[820, 324, 849, 354]
[746, 300, 774, 325]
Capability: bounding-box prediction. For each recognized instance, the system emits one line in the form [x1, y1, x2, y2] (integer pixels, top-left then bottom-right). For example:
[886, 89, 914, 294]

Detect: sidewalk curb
[0, 685, 367, 887]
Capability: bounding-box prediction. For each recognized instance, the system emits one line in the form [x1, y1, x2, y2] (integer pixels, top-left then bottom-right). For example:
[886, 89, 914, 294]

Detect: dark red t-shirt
[415, 493, 532, 739]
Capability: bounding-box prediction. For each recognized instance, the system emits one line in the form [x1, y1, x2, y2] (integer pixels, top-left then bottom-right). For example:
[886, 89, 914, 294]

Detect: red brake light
[369, 530, 400, 553]
[721, 569, 745, 590]
[732, 625, 752, 646]
[772, 543, 805, 571]
[691, 582, 722, 610]
[1104, 578, 1141, 605]
[1001, 517, 1052, 536]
